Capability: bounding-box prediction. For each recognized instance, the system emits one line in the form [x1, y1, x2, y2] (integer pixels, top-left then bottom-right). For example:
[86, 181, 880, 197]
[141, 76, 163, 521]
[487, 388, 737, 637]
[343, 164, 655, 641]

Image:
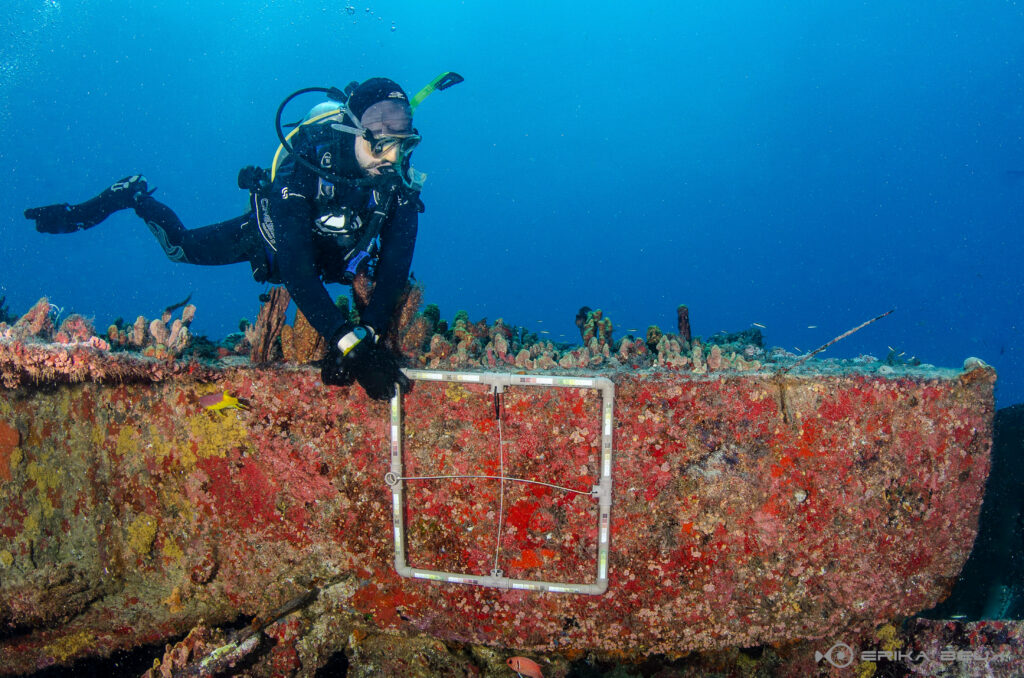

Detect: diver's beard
[371, 164, 405, 178]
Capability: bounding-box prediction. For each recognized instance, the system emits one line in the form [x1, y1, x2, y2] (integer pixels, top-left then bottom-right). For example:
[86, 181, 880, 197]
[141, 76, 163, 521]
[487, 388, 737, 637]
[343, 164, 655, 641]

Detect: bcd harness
[247, 163, 417, 286]
[241, 73, 462, 285]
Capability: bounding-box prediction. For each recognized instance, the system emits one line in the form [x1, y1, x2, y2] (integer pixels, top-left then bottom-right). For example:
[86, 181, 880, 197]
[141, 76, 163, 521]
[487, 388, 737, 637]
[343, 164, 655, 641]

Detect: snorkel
[409, 71, 464, 112]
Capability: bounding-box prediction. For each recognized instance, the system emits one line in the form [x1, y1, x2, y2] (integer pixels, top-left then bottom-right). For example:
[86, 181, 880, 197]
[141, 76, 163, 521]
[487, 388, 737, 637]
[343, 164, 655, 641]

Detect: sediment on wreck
[0, 340, 996, 674]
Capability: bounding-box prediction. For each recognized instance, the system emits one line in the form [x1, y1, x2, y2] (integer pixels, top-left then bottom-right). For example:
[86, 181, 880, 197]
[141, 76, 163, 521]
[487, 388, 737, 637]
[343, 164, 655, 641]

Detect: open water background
[1, 1, 1022, 406]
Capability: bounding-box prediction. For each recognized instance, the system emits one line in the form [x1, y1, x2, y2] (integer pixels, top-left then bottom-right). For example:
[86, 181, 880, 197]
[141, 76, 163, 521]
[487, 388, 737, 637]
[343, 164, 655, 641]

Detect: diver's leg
[25, 175, 151, 233]
[132, 195, 259, 265]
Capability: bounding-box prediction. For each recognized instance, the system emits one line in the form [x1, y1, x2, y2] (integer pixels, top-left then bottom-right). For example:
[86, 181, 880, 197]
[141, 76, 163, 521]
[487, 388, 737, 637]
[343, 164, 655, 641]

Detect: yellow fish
[199, 390, 249, 413]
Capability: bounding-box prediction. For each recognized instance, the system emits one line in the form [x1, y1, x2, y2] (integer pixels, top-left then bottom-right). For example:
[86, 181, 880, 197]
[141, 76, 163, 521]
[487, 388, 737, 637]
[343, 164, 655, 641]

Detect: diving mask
[363, 129, 421, 157]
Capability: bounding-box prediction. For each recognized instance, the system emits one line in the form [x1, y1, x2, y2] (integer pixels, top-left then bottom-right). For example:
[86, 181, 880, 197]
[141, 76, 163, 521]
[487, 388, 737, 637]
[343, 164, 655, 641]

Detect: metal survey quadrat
[387, 369, 614, 594]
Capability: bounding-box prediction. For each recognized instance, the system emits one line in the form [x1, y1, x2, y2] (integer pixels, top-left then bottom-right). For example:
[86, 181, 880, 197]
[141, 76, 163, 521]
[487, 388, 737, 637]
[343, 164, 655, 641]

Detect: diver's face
[355, 99, 415, 176]
[355, 135, 400, 175]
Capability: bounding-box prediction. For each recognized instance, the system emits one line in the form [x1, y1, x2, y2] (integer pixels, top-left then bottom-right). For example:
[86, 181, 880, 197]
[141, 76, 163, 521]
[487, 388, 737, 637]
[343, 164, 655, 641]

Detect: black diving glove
[322, 325, 411, 401]
[237, 165, 269, 192]
[320, 342, 356, 388]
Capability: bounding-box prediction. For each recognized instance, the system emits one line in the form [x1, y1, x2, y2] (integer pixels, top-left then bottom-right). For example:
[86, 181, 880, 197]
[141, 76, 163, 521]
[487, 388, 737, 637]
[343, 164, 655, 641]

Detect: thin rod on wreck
[781, 308, 895, 373]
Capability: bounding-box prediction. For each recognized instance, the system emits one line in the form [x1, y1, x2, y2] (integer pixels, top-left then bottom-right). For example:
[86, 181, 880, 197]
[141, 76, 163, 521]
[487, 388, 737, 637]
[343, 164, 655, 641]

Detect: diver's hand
[320, 347, 355, 387]
[321, 326, 362, 387]
[237, 165, 269, 192]
[350, 342, 411, 401]
[322, 325, 410, 400]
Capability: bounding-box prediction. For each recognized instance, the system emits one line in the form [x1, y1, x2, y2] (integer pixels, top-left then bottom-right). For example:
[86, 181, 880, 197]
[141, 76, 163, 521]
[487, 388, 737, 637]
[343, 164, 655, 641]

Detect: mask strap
[329, 106, 368, 137]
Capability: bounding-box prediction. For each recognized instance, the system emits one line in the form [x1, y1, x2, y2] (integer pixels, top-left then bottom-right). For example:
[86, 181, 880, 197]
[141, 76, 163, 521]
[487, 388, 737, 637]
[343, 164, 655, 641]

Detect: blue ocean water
[1, 1, 1021, 406]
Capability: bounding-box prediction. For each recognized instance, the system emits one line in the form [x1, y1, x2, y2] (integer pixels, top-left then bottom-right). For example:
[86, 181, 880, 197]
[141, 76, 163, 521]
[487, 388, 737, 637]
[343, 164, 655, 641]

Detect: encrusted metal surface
[0, 347, 996, 673]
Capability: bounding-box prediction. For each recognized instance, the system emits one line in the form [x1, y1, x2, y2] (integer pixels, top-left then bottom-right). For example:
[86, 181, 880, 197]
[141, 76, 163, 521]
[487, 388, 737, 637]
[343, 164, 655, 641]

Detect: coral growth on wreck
[246, 287, 291, 364]
[106, 303, 197, 359]
[0, 297, 110, 350]
[0, 289, 835, 388]
[280, 309, 326, 364]
[0, 346, 997, 672]
[0, 298, 213, 389]
[0, 297, 199, 361]
[0, 286, 1003, 674]
[580, 308, 614, 348]
[0, 288, 924, 385]
[412, 304, 767, 374]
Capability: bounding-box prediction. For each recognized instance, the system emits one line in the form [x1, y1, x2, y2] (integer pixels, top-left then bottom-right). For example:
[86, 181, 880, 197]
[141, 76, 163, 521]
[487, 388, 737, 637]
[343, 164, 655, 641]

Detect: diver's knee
[143, 220, 189, 263]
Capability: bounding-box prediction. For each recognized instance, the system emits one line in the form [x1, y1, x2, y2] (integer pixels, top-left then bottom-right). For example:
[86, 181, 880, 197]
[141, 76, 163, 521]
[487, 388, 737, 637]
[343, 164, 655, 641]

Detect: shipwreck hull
[0, 347, 995, 673]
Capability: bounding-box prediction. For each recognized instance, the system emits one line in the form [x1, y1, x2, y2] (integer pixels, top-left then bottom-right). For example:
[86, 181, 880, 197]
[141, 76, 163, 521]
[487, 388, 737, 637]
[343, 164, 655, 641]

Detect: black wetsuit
[134, 123, 420, 340]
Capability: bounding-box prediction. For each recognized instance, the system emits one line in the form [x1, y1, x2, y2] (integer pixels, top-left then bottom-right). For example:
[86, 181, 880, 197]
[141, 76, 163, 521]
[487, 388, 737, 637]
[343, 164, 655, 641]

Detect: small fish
[199, 390, 249, 413]
[198, 634, 261, 673]
[540, 330, 550, 334]
[507, 656, 544, 678]
[752, 322, 766, 328]
[807, 325, 817, 329]
[163, 293, 193, 315]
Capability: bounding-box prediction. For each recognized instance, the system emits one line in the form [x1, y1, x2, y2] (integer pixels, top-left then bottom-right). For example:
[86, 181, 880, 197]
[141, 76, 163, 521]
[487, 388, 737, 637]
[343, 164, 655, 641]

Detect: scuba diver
[24, 74, 462, 401]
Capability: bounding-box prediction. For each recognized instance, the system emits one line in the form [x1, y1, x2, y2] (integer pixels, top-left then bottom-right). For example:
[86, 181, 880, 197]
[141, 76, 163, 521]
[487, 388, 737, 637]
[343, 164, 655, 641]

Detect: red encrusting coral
[0, 420, 19, 482]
